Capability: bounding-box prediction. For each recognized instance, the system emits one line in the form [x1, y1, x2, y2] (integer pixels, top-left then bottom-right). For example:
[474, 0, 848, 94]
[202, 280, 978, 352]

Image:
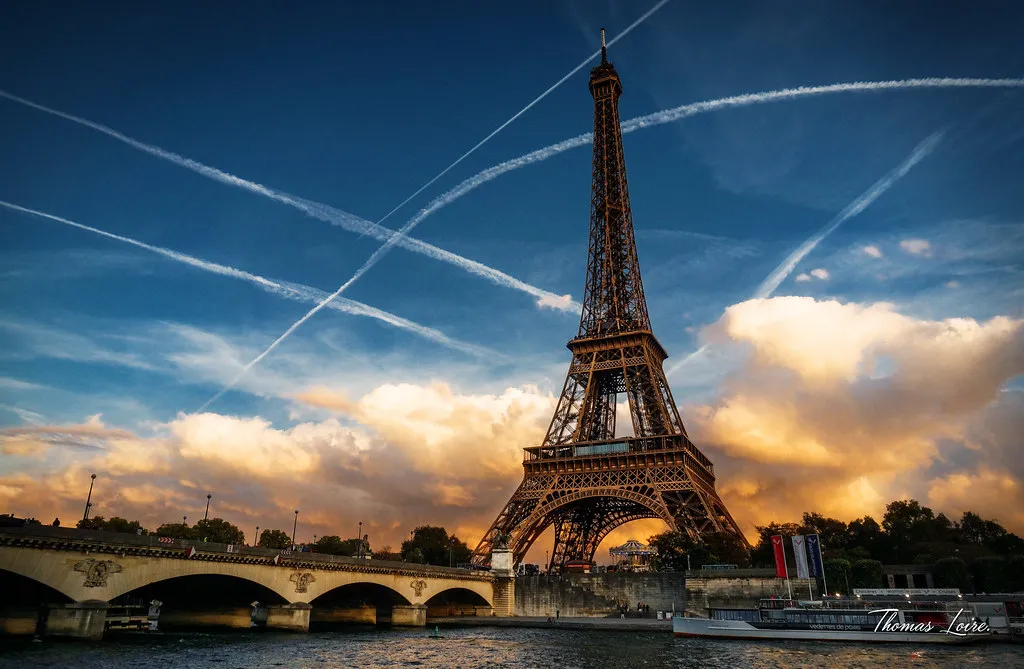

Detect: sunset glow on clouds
[3, 3, 1023, 564]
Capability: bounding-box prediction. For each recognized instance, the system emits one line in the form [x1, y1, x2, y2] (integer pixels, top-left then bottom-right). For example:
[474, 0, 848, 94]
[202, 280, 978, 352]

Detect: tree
[850, 559, 884, 589]
[648, 531, 693, 571]
[751, 523, 804, 568]
[312, 535, 367, 556]
[155, 521, 195, 540]
[373, 545, 400, 561]
[401, 526, 471, 566]
[934, 557, 970, 591]
[801, 513, 848, 553]
[258, 528, 291, 549]
[648, 531, 749, 571]
[194, 518, 244, 544]
[824, 558, 851, 595]
[845, 516, 882, 558]
[77, 516, 107, 531]
[970, 557, 1009, 593]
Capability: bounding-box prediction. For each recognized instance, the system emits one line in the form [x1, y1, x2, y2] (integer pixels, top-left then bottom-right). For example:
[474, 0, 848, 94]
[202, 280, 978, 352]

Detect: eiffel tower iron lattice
[472, 31, 748, 571]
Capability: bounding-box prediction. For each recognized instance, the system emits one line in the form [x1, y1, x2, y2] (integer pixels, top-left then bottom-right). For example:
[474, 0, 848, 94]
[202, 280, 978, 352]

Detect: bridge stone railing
[0, 525, 489, 579]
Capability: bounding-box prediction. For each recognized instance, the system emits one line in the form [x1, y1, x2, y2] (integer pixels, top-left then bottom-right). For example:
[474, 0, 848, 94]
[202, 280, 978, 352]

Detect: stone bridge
[0, 526, 513, 639]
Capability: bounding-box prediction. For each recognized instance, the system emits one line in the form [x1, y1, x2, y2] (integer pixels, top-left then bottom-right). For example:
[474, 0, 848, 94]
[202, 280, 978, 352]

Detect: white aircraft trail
[197, 6, 674, 409]
[0, 200, 496, 360]
[664, 129, 946, 377]
[356, 0, 672, 239]
[4, 78, 1020, 312]
[0, 88, 577, 311]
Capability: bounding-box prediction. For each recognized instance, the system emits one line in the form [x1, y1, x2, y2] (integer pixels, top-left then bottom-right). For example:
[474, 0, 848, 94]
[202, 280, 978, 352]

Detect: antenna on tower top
[600, 28, 607, 63]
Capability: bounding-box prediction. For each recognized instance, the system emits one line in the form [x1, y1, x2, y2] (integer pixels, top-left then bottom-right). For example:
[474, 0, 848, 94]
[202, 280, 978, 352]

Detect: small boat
[673, 597, 992, 644]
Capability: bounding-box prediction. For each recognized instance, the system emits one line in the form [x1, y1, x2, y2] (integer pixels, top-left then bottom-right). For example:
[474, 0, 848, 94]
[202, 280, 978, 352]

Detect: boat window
[712, 609, 759, 622]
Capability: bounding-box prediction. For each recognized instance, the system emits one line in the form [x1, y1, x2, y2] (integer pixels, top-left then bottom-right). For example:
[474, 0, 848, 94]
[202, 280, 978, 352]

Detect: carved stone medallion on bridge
[290, 571, 316, 593]
[74, 558, 123, 587]
[410, 579, 427, 597]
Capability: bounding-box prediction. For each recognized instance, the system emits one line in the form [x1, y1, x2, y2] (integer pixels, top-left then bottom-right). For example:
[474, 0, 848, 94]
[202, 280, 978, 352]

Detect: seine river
[2, 627, 1022, 668]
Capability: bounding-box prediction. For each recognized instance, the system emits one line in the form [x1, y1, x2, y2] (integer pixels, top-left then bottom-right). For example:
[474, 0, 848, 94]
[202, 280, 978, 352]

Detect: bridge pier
[42, 600, 109, 640]
[265, 603, 311, 632]
[310, 605, 377, 625]
[390, 604, 427, 627]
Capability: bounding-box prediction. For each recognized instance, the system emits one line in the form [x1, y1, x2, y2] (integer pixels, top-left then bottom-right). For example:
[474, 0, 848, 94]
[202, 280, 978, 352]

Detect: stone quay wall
[514, 573, 686, 618]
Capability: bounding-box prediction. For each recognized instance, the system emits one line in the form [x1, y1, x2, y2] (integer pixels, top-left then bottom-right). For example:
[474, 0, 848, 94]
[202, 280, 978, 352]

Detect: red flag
[185, 546, 197, 559]
[272, 554, 281, 565]
[771, 535, 788, 578]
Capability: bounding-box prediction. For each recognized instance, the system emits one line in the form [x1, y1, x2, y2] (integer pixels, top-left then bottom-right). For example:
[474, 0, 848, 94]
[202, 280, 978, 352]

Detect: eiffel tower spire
[473, 35, 748, 571]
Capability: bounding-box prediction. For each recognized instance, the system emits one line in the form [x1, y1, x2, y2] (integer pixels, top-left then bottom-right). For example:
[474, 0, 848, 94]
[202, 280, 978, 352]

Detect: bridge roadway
[0, 526, 513, 639]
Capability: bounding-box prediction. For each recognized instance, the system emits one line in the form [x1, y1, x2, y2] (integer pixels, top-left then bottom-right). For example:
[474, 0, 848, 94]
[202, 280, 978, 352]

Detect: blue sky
[1, 2, 1022, 550]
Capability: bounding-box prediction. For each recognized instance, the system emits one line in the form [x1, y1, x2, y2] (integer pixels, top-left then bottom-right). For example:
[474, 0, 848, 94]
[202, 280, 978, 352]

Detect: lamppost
[254, 525, 260, 547]
[358, 521, 363, 557]
[449, 537, 455, 567]
[82, 473, 97, 521]
[182, 515, 187, 533]
[292, 510, 299, 548]
[204, 494, 212, 521]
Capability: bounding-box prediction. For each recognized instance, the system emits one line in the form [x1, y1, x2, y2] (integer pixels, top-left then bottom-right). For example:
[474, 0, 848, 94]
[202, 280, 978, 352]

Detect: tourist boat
[673, 596, 993, 644]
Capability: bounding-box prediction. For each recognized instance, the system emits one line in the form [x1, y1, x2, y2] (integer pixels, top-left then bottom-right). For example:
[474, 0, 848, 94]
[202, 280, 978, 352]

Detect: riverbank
[430, 616, 673, 632]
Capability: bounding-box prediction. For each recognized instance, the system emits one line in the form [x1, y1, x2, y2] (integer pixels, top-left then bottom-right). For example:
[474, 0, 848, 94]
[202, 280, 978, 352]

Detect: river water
[2, 627, 1022, 668]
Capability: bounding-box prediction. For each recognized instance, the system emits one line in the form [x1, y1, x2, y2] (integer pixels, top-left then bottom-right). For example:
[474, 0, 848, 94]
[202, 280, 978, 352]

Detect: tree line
[73, 516, 473, 567]
[648, 499, 1024, 593]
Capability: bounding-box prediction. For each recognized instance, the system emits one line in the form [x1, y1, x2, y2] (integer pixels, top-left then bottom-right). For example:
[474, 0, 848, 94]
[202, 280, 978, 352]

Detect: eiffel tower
[473, 31, 748, 571]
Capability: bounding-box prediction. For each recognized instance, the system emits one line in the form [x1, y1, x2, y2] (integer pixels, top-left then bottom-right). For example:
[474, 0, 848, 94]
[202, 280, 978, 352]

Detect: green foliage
[751, 523, 803, 568]
[934, 557, 970, 591]
[802, 513, 849, 553]
[313, 535, 367, 556]
[970, 557, 1009, 593]
[194, 518, 244, 544]
[400, 526, 472, 566]
[850, 559, 884, 589]
[258, 528, 292, 549]
[648, 531, 750, 571]
[373, 545, 401, 561]
[823, 558, 851, 595]
[155, 521, 195, 540]
[76, 516, 149, 534]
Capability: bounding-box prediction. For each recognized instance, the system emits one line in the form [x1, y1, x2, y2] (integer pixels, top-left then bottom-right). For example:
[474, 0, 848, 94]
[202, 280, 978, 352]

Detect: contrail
[664, 129, 946, 377]
[0, 200, 496, 360]
[356, 0, 672, 239]
[753, 130, 944, 298]
[197, 8, 675, 410]
[0, 89, 578, 312]
[7, 79, 1018, 311]
[415, 78, 1024, 229]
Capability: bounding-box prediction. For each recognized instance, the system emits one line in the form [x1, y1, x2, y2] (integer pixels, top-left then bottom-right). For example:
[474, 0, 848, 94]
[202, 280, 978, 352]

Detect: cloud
[862, 245, 883, 258]
[690, 296, 1024, 533]
[0, 382, 557, 549]
[810, 268, 830, 280]
[900, 238, 933, 256]
[795, 273, 812, 282]
[946, 280, 960, 289]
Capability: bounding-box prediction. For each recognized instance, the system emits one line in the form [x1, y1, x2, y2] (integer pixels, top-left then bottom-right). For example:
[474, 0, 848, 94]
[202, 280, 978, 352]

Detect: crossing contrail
[6, 78, 1019, 311]
[0, 88, 578, 312]
[0, 200, 496, 360]
[664, 129, 946, 377]
[355, 0, 672, 239]
[196, 8, 676, 410]
[416, 78, 1024, 229]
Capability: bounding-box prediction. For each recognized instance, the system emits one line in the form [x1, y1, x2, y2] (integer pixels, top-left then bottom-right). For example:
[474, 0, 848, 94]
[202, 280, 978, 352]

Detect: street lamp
[449, 537, 455, 567]
[182, 515, 188, 532]
[358, 521, 363, 557]
[292, 510, 299, 548]
[204, 494, 212, 521]
[254, 525, 260, 547]
[83, 473, 97, 521]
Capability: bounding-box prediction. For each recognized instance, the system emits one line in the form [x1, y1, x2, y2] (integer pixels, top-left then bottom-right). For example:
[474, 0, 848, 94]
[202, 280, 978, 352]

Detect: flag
[792, 535, 810, 579]
[806, 534, 824, 578]
[771, 535, 788, 578]
[185, 546, 197, 558]
[272, 554, 281, 565]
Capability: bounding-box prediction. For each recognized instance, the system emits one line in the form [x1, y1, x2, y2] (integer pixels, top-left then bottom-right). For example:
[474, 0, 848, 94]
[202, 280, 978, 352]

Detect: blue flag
[806, 534, 824, 577]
